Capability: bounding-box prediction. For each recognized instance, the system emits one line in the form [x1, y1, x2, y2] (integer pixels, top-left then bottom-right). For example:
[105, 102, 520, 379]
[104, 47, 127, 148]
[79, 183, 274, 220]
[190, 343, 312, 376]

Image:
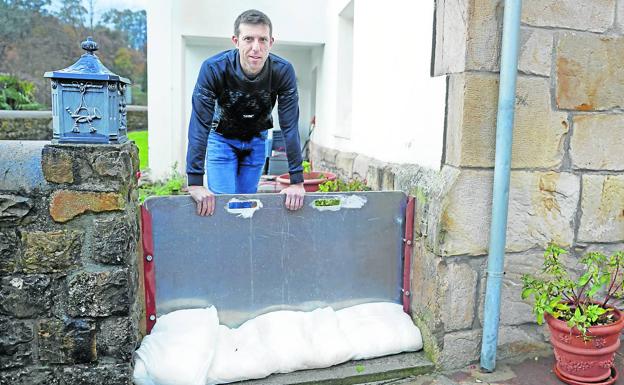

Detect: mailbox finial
[81, 37, 99, 54]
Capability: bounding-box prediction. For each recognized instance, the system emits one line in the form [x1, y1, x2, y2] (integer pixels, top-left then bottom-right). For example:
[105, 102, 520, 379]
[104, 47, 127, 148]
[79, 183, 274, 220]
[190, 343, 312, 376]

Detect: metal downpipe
[479, 0, 522, 372]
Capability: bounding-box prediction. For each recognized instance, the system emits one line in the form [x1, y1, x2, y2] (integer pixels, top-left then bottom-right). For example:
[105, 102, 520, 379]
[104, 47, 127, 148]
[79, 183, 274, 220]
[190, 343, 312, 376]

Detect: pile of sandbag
[133, 302, 423, 385]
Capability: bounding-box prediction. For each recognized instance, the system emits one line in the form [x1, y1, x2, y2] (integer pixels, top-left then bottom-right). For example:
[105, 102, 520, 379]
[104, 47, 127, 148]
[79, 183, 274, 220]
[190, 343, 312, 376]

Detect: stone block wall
[0, 106, 148, 141]
[0, 141, 141, 384]
[311, 0, 624, 370]
[126, 106, 149, 132]
[0, 112, 53, 141]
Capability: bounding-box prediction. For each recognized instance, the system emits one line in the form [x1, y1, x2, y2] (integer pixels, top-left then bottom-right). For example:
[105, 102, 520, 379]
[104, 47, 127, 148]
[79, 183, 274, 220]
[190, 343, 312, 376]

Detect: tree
[87, 0, 95, 32]
[2, 0, 50, 11]
[100, 9, 146, 50]
[56, 0, 87, 28]
[0, 0, 51, 67]
[0, 1, 146, 107]
[112, 47, 134, 78]
[0, 0, 51, 39]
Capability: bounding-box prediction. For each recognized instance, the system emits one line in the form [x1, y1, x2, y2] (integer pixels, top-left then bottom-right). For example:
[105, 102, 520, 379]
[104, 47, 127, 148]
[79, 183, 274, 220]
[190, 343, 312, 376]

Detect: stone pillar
[424, 0, 623, 369]
[0, 141, 140, 384]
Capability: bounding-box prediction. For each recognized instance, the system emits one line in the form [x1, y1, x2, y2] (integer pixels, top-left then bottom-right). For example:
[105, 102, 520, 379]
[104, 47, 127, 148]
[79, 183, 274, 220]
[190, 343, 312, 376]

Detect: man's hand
[188, 185, 215, 216]
[280, 183, 305, 210]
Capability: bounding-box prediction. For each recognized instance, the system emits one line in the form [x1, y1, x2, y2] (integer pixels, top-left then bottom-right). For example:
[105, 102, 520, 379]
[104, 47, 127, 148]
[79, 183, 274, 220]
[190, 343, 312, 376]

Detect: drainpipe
[479, 0, 522, 373]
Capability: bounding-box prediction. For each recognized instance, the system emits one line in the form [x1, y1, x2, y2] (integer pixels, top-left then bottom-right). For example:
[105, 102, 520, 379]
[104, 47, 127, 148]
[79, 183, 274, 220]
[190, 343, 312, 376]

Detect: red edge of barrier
[141, 205, 157, 334]
[402, 196, 415, 314]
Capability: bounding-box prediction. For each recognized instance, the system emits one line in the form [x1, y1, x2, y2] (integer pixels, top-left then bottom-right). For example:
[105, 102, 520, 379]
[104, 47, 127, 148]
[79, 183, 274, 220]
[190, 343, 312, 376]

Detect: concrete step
[235, 351, 435, 385]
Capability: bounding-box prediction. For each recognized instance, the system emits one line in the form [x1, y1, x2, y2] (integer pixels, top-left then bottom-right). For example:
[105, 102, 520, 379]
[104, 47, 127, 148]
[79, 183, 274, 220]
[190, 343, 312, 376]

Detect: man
[186, 9, 306, 216]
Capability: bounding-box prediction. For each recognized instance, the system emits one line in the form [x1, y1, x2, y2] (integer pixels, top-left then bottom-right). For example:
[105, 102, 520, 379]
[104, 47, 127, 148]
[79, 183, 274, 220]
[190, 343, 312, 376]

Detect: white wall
[147, 0, 445, 179]
[147, 0, 328, 179]
[177, 0, 328, 45]
[147, 0, 175, 178]
[312, 0, 445, 168]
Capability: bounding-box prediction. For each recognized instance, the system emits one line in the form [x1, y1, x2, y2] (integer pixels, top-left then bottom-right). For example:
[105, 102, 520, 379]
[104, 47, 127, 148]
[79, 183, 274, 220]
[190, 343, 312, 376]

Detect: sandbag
[336, 302, 423, 360]
[206, 307, 353, 384]
[132, 357, 156, 385]
[253, 307, 353, 372]
[133, 303, 423, 385]
[206, 324, 276, 384]
[134, 307, 219, 385]
[297, 307, 354, 368]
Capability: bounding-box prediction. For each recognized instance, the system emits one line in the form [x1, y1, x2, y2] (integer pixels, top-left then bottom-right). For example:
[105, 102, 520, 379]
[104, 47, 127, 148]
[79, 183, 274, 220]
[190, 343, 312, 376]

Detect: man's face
[232, 23, 274, 76]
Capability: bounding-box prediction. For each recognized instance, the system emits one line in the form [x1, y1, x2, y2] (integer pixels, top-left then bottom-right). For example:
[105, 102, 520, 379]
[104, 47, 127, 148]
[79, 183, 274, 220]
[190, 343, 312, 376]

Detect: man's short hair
[234, 9, 273, 37]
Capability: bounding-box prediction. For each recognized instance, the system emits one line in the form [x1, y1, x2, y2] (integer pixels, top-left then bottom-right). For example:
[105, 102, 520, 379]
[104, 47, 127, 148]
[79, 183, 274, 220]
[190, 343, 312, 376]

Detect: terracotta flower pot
[276, 171, 337, 192]
[545, 308, 624, 384]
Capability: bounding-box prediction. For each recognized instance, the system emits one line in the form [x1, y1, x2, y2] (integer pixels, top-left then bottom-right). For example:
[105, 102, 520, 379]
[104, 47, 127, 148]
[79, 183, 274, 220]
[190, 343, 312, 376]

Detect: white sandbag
[298, 307, 354, 368]
[134, 302, 423, 385]
[206, 324, 276, 384]
[336, 302, 423, 360]
[132, 357, 156, 385]
[206, 307, 353, 384]
[250, 310, 313, 372]
[254, 307, 353, 372]
[134, 307, 219, 385]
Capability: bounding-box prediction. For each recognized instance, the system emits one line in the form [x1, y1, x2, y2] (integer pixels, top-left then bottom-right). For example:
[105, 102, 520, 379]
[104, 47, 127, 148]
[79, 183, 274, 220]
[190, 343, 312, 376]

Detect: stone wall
[126, 106, 149, 132]
[0, 141, 141, 384]
[0, 111, 53, 141]
[0, 106, 148, 141]
[311, 0, 624, 370]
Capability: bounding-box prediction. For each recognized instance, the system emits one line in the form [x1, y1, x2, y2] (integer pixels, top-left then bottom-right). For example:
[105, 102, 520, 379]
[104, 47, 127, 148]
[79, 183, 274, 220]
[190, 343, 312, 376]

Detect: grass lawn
[128, 130, 148, 170]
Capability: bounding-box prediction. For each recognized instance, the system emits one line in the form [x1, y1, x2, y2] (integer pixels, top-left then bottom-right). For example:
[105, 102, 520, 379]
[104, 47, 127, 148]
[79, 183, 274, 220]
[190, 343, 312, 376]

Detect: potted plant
[276, 160, 337, 192]
[521, 245, 624, 385]
[317, 178, 371, 193]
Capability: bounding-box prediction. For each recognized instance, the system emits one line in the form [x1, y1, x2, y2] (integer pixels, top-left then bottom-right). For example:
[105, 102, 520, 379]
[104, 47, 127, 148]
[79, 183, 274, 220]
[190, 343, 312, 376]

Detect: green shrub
[0, 74, 43, 110]
[302, 160, 311, 173]
[138, 165, 187, 203]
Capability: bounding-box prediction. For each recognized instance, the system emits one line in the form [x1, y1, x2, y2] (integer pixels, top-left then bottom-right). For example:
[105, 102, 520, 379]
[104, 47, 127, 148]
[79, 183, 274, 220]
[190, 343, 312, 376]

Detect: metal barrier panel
[143, 191, 407, 328]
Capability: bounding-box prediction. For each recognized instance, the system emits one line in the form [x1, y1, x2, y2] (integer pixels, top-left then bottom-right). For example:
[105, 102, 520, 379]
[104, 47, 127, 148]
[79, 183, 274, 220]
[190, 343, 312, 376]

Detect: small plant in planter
[311, 177, 371, 208]
[276, 160, 337, 192]
[521, 245, 624, 385]
[317, 178, 371, 193]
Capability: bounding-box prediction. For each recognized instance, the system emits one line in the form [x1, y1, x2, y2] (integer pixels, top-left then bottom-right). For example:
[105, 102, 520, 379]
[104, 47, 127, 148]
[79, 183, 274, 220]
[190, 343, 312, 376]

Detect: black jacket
[186, 49, 304, 186]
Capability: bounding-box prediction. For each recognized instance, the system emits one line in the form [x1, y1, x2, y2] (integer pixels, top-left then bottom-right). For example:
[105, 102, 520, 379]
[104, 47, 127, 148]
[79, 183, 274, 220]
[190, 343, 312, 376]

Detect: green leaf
[521, 288, 533, 299]
[587, 283, 602, 297]
[556, 303, 570, 311]
[549, 298, 562, 308]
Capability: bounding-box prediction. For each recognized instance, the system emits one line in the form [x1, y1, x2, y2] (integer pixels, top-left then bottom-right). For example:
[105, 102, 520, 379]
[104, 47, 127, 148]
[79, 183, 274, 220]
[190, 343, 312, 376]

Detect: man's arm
[277, 62, 305, 210]
[186, 62, 218, 215]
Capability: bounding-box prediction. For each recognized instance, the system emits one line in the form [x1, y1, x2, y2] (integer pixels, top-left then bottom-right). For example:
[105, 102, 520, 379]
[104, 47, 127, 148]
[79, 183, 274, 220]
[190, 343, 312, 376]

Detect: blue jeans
[206, 131, 267, 194]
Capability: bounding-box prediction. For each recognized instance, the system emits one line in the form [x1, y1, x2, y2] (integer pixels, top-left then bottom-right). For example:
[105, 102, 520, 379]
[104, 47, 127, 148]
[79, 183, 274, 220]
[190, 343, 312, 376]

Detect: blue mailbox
[44, 37, 130, 144]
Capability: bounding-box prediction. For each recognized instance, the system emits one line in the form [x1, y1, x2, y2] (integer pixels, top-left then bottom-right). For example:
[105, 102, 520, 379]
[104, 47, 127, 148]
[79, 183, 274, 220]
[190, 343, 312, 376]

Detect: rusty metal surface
[143, 191, 407, 327]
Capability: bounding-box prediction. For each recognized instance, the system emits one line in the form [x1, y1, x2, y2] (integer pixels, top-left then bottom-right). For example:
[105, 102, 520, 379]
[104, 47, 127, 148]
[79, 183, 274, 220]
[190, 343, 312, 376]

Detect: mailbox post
[44, 37, 131, 144]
